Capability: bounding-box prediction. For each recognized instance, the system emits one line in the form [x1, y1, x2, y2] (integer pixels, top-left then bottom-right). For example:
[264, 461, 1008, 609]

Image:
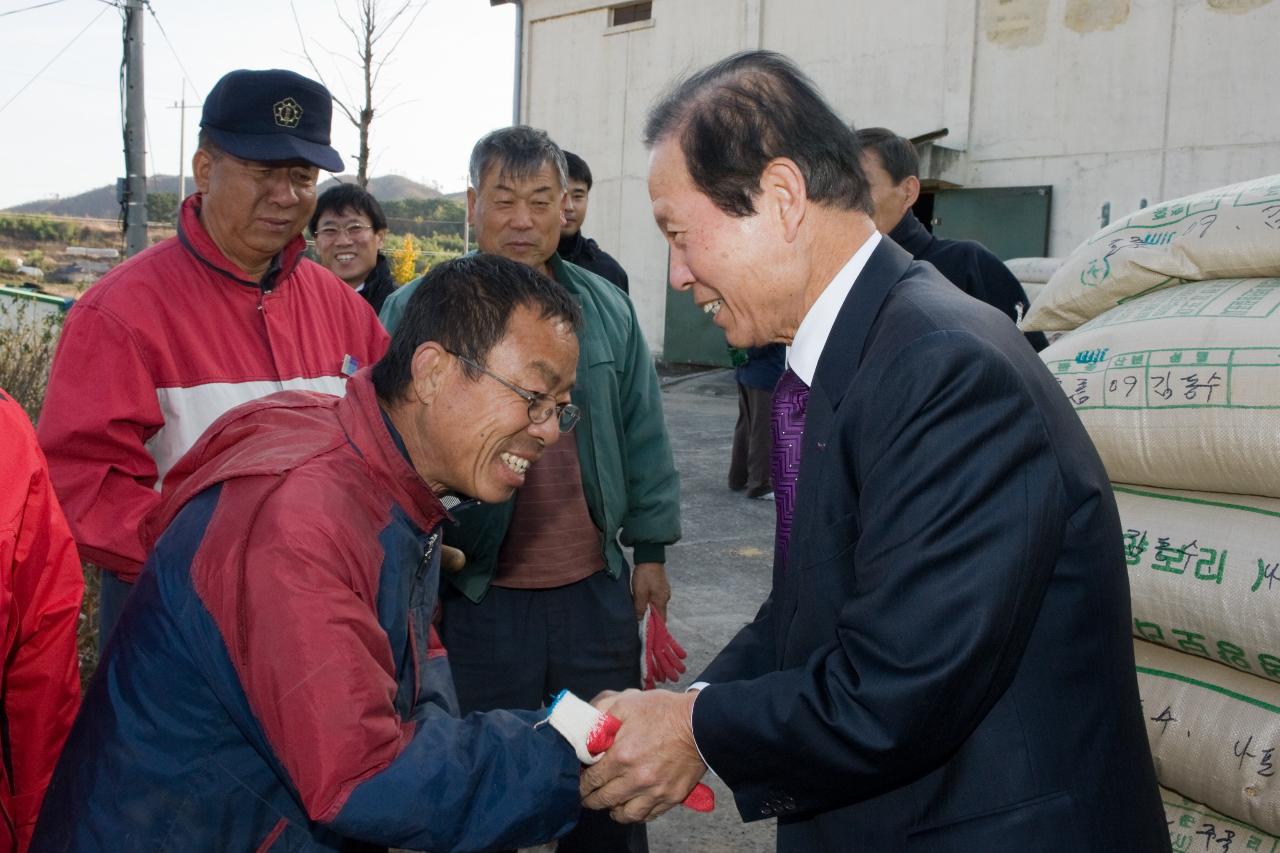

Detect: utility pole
[167, 88, 197, 202]
[122, 0, 147, 256]
[462, 173, 470, 252]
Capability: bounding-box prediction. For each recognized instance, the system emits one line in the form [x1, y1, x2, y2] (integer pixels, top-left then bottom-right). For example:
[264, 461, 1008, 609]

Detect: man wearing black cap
[38, 68, 389, 645]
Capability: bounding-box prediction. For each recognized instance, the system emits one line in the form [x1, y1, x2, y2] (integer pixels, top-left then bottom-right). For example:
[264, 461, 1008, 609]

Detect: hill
[6, 174, 447, 219]
[6, 176, 193, 220]
[318, 174, 445, 200]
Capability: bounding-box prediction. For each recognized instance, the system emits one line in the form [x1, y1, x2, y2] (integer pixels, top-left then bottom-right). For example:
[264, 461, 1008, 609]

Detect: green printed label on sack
[1039, 280, 1280, 497]
[1081, 179, 1280, 288]
[1048, 346, 1280, 411]
[1118, 486, 1280, 684]
[1164, 788, 1280, 852]
[1104, 279, 1280, 324]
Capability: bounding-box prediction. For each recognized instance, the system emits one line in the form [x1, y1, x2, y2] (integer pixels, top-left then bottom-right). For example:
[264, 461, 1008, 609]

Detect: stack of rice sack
[1022, 174, 1280, 844]
[1004, 256, 1065, 307]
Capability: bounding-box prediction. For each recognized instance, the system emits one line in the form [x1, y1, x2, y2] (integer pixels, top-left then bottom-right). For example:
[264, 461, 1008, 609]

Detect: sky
[0, 0, 517, 209]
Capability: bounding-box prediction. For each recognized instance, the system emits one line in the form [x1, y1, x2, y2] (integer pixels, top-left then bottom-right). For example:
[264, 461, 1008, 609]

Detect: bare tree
[292, 0, 428, 187]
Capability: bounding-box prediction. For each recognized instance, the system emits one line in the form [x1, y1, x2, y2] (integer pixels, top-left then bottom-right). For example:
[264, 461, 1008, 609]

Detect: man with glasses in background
[379, 126, 681, 853]
[310, 183, 398, 314]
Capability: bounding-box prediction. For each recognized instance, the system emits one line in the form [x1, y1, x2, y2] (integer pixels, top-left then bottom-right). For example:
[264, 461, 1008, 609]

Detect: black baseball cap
[200, 69, 344, 172]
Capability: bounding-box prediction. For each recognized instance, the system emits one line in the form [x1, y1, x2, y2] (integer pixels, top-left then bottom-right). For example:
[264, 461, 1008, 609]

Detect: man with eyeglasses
[310, 183, 398, 314]
[379, 126, 680, 853]
[33, 254, 604, 852]
[37, 69, 389, 648]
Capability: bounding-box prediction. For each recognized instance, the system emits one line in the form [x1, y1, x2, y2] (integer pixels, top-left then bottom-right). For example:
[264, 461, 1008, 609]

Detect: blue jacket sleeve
[330, 706, 581, 852]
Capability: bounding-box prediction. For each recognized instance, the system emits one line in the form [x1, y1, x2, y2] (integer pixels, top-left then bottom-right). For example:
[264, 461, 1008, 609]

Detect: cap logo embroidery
[273, 97, 303, 128]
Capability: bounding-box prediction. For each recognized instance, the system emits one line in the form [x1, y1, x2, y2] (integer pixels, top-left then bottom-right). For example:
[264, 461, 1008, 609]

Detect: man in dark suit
[579, 51, 1169, 852]
[855, 126, 1048, 352]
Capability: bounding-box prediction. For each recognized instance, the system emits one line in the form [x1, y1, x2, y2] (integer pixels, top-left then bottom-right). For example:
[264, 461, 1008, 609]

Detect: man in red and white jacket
[37, 69, 388, 645]
[0, 388, 82, 853]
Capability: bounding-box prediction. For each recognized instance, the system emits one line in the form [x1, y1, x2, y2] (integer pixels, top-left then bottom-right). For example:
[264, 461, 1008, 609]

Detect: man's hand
[631, 562, 670, 620]
[579, 688, 707, 823]
[440, 544, 467, 573]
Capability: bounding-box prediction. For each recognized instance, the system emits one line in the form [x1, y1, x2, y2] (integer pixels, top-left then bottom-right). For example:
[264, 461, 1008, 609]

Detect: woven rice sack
[1117, 484, 1280, 683]
[1005, 257, 1064, 285]
[1040, 278, 1280, 497]
[1136, 640, 1280, 834]
[1161, 786, 1280, 852]
[1023, 174, 1280, 331]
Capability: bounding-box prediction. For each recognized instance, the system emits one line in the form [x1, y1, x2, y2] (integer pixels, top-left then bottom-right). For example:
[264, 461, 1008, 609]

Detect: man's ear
[409, 342, 450, 406]
[901, 175, 921, 211]
[466, 188, 478, 226]
[761, 157, 806, 242]
[193, 148, 214, 195]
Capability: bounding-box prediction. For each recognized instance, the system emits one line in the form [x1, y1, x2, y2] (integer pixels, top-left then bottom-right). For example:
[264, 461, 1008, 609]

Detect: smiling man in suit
[578, 51, 1169, 852]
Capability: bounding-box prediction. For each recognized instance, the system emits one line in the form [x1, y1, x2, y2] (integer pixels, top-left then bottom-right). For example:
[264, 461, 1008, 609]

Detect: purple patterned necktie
[771, 367, 809, 571]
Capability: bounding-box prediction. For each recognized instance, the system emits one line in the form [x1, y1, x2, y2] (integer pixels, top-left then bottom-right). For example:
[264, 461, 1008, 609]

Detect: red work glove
[640, 604, 687, 690]
[545, 690, 715, 813]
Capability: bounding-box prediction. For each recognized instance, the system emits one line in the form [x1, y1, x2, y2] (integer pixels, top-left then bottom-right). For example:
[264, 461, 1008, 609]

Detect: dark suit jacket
[692, 238, 1168, 852]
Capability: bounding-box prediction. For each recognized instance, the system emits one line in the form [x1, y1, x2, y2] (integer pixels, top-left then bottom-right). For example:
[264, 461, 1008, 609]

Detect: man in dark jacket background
[855, 127, 1048, 351]
[557, 150, 630, 293]
[310, 183, 398, 315]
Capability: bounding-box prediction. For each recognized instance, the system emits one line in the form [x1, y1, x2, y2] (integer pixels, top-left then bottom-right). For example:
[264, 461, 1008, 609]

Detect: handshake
[547, 688, 715, 823]
[535, 605, 713, 825]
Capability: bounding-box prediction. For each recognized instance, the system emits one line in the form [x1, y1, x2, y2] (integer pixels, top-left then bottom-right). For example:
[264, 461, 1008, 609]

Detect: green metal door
[929, 186, 1052, 261]
[661, 248, 732, 368]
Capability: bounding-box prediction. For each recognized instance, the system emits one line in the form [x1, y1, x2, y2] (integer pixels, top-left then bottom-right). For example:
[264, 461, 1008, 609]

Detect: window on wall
[610, 2, 652, 27]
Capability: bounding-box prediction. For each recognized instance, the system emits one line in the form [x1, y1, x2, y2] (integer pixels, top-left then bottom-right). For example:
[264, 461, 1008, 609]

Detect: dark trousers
[98, 569, 134, 652]
[728, 383, 773, 496]
[440, 568, 647, 853]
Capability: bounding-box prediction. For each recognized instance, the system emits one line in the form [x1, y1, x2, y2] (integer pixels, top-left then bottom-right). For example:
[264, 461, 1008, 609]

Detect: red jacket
[36, 194, 390, 581]
[0, 389, 82, 853]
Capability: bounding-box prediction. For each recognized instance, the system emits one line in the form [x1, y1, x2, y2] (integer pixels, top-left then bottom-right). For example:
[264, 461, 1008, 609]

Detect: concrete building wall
[514, 0, 1280, 356]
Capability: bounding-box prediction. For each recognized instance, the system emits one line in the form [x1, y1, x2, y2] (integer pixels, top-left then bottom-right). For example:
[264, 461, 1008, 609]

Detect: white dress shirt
[786, 230, 881, 383]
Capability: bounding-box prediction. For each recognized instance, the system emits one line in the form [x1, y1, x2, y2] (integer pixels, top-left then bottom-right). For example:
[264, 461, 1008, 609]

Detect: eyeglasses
[450, 352, 580, 433]
[315, 223, 374, 240]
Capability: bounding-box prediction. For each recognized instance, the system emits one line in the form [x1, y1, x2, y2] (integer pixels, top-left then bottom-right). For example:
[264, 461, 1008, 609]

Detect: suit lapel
[811, 237, 914, 407]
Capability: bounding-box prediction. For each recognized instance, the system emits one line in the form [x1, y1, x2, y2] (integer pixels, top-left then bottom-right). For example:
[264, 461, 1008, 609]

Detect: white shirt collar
[786, 231, 881, 385]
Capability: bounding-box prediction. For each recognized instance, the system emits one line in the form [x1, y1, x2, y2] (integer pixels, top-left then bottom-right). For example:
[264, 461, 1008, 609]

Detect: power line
[0, 0, 67, 17]
[140, 0, 200, 99]
[0, 5, 111, 116]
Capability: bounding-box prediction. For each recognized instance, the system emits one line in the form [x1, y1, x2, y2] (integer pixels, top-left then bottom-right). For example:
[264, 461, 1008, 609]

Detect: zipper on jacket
[419, 531, 438, 580]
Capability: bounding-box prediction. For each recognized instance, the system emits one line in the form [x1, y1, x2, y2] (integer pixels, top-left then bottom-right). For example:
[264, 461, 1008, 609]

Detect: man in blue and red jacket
[33, 255, 590, 852]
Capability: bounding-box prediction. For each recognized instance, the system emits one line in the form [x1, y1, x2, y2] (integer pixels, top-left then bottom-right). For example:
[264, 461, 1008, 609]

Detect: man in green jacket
[379, 126, 680, 853]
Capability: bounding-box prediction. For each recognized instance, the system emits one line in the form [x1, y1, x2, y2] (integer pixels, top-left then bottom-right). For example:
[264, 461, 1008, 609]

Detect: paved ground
[645, 368, 777, 853]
